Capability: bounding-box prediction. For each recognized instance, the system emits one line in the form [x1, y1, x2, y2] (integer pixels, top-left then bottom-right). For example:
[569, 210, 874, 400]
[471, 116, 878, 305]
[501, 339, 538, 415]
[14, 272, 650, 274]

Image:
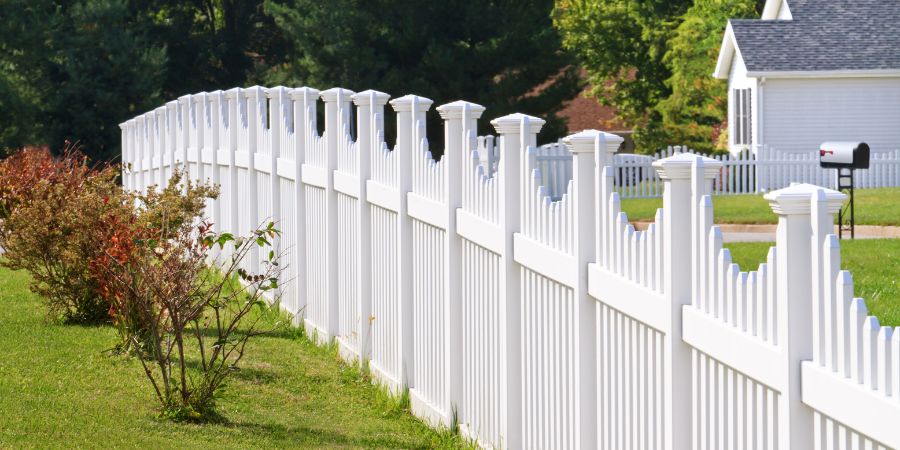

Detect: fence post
[248, 87, 271, 274]
[436, 100, 485, 424]
[267, 87, 290, 300]
[153, 106, 166, 189]
[119, 120, 132, 191]
[136, 114, 147, 193]
[193, 93, 207, 187]
[321, 87, 356, 341]
[585, 131, 623, 269]
[652, 153, 707, 450]
[351, 89, 391, 363]
[208, 91, 224, 260]
[164, 100, 177, 191]
[390, 94, 433, 389]
[289, 87, 319, 323]
[564, 130, 612, 449]
[756, 144, 767, 192]
[491, 113, 543, 449]
[690, 155, 724, 313]
[764, 183, 844, 449]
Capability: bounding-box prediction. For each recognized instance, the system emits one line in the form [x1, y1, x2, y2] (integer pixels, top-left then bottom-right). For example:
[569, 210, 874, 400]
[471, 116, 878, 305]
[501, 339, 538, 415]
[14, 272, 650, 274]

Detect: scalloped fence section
[122, 86, 900, 450]
[478, 140, 900, 200]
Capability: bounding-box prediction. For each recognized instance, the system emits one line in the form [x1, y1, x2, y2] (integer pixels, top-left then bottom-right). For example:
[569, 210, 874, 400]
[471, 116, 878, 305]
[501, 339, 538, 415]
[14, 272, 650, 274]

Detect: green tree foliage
[0, 1, 281, 161]
[129, 0, 286, 99]
[0, 1, 165, 161]
[1, 0, 578, 159]
[47, 0, 167, 162]
[555, 0, 764, 153]
[656, 0, 760, 153]
[553, 0, 693, 150]
[265, 0, 582, 144]
[0, 3, 59, 151]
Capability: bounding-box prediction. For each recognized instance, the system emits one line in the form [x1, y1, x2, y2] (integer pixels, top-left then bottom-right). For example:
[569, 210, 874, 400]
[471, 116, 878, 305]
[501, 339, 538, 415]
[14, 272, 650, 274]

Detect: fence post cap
[764, 183, 846, 215]
[351, 89, 391, 106]
[436, 100, 486, 119]
[563, 129, 623, 155]
[490, 113, 545, 135]
[653, 152, 722, 180]
[244, 85, 266, 98]
[193, 92, 212, 103]
[223, 87, 243, 99]
[320, 87, 357, 102]
[265, 86, 290, 98]
[390, 94, 434, 111]
[288, 87, 320, 100]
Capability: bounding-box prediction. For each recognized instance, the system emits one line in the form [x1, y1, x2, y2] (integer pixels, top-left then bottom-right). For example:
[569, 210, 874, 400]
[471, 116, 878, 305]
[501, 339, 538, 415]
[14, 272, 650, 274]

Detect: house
[713, 0, 900, 156]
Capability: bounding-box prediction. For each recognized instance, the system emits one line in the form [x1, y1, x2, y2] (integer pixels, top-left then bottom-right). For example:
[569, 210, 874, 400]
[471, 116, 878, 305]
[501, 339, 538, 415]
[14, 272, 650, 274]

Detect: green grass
[725, 239, 900, 327]
[620, 187, 900, 225]
[0, 265, 466, 449]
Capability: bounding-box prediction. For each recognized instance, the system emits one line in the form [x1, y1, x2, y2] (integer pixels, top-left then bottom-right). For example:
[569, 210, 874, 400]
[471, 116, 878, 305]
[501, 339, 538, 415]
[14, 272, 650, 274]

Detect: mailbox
[819, 142, 870, 169]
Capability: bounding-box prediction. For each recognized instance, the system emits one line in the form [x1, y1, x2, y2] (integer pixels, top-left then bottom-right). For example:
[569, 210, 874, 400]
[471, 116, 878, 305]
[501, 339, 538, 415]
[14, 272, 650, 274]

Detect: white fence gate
[121, 86, 900, 449]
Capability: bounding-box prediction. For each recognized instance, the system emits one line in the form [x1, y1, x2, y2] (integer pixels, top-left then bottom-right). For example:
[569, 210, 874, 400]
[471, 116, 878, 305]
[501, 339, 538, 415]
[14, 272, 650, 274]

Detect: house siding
[728, 51, 758, 152]
[761, 77, 900, 153]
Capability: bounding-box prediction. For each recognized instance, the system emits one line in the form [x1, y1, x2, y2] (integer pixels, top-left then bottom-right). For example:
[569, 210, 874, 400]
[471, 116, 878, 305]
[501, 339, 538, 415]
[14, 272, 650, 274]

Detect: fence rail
[122, 86, 900, 449]
[478, 140, 900, 200]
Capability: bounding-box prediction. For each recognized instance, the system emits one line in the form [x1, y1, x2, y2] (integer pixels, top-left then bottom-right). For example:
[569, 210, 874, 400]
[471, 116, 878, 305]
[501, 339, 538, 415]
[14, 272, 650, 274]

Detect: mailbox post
[819, 141, 870, 238]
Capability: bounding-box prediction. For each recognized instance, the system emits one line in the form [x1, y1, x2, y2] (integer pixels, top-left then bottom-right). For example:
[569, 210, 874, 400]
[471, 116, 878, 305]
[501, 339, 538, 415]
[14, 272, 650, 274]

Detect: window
[733, 88, 752, 146]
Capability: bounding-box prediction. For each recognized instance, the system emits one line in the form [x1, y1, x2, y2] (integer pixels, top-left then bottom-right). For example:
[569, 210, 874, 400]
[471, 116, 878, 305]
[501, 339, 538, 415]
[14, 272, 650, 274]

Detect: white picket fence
[489, 141, 900, 200]
[121, 86, 900, 450]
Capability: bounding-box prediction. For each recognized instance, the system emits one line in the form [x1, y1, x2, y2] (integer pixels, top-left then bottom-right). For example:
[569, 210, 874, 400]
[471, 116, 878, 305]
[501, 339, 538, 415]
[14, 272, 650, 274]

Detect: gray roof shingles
[730, 0, 900, 73]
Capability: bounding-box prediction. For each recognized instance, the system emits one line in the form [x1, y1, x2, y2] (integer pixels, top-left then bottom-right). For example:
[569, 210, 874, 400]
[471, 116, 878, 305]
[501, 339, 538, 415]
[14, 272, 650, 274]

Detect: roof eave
[746, 69, 900, 78]
[712, 23, 737, 80]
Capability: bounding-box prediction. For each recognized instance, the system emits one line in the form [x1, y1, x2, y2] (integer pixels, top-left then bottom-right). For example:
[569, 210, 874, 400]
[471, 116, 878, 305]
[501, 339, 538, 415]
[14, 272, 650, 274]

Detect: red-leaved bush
[93, 170, 283, 421]
[0, 144, 131, 322]
[2, 148, 283, 421]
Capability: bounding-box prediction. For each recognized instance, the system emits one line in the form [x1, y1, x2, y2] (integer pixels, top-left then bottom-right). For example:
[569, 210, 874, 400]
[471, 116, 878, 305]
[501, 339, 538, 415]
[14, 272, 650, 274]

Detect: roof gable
[761, 0, 791, 20]
[714, 0, 900, 78]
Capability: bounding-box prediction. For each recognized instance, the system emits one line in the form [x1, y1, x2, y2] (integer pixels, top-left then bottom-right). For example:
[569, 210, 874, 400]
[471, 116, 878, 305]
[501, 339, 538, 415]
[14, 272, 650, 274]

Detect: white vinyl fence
[487, 141, 900, 200]
[121, 86, 900, 450]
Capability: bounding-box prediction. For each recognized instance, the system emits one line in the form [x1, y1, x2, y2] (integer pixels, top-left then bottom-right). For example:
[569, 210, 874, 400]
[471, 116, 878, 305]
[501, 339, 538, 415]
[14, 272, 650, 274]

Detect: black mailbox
[819, 142, 870, 169]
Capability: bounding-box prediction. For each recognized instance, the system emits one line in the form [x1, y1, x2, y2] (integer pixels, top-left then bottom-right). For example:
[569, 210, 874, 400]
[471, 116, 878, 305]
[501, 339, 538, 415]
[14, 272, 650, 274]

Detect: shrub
[0, 145, 131, 323]
[96, 171, 283, 421]
[93, 169, 219, 351]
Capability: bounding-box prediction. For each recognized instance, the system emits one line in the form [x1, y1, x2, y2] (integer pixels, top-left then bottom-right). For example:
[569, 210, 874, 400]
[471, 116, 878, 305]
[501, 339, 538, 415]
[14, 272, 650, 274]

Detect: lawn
[0, 265, 464, 449]
[725, 238, 900, 327]
[620, 187, 900, 226]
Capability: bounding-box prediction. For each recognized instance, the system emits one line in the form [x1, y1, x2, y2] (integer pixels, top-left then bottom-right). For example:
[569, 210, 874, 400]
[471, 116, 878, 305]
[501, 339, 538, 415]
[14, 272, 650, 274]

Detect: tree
[553, 0, 693, 151]
[655, 0, 761, 153]
[129, 0, 287, 99]
[0, 1, 282, 162]
[45, 0, 166, 163]
[265, 0, 582, 146]
[0, 2, 58, 152]
[0, 0, 165, 161]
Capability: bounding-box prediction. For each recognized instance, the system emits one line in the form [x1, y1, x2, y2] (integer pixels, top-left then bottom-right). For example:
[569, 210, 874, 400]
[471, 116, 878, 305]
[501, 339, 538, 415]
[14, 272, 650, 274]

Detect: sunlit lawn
[0, 265, 465, 449]
[725, 238, 900, 327]
[621, 187, 900, 226]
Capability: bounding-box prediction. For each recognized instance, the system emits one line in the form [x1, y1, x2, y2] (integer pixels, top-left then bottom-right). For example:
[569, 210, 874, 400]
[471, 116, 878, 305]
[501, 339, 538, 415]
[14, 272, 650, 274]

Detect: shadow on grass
[228, 420, 434, 449]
